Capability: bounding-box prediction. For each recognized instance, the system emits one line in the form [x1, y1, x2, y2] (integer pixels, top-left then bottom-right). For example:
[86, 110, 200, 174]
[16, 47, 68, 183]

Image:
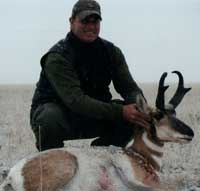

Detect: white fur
[65, 147, 123, 190]
[63, 147, 149, 191]
[64, 147, 113, 191]
[142, 132, 163, 153]
[110, 153, 147, 189]
[1, 146, 153, 191]
[5, 158, 27, 191]
[126, 139, 134, 148]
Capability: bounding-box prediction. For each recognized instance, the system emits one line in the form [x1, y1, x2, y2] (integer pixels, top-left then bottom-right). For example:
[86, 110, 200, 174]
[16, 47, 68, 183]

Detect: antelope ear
[136, 94, 149, 114]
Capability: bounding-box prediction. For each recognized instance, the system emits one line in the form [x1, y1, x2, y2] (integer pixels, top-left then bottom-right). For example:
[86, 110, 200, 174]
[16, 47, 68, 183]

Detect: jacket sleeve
[111, 46, 145, 104]
[43, 53, 123, 121]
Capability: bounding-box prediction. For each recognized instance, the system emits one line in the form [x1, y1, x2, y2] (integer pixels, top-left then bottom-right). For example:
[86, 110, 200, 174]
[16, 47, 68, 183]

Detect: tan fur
[22, 150, 77, 191]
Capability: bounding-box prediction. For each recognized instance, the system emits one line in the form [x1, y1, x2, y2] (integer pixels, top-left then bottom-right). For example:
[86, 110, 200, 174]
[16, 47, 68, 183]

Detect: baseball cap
[72, 0, 102, 21]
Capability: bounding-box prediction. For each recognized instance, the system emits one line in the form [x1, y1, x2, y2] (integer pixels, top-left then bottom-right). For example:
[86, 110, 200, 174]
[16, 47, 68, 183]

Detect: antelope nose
[173, 117, 194, 138]
[188, 128, 194, 138]
[184, 125, 194, 141]
[182, 124, 194, 139]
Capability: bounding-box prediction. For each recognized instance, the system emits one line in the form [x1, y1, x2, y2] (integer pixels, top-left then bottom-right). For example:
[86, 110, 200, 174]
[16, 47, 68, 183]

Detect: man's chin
[82, 33, 98, 42]
[83, 37, 97, 43]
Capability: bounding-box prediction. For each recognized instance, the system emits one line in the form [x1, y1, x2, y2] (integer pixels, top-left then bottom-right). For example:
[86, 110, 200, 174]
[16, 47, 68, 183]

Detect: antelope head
[129, 71, 194, 173]
[149, 71, 194, 144]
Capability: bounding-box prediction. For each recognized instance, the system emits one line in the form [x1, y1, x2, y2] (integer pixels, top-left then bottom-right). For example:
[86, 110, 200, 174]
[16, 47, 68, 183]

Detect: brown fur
[22, 150, 77, 191]
[131, 127, 163, 170]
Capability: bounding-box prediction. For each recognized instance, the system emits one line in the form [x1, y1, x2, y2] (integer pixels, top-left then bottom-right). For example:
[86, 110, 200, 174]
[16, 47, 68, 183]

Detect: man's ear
[136, 94, 149, 114]
[69, 17, 73, 24]
[69, 17, 75, 30]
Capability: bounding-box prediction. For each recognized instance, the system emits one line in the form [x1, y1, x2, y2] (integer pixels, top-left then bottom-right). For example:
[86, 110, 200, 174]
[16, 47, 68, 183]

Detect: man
[30, 0, 150, 151]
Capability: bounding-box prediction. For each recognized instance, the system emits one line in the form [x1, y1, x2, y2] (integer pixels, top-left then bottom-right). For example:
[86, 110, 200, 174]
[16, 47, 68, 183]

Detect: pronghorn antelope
[0, 71, 194, 191]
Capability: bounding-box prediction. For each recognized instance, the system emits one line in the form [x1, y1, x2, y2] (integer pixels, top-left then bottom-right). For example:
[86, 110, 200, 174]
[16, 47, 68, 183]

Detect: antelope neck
[142, 132, 164, 170]
[142, 132, 164, 154]
[127, 131, 164, 171]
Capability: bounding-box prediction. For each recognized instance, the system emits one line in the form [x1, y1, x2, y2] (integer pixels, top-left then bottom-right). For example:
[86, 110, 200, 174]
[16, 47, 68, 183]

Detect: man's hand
[122, 104, 151, 130]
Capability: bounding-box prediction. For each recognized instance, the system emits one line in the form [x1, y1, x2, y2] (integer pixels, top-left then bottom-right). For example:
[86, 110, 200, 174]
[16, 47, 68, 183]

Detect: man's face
[70, 15, 101, 43]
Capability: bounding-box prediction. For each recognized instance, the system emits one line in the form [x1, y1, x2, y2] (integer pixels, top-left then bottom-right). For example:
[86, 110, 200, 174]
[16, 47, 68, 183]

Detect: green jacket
[31, 32, 144, 122]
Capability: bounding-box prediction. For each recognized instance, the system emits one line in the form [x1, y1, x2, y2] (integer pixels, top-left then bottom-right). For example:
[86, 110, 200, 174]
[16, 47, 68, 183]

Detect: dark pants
[30, 102, 133, 151]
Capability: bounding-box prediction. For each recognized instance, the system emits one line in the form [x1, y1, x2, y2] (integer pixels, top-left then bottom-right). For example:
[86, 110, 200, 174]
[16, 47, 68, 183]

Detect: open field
[0, 83, 200, 190]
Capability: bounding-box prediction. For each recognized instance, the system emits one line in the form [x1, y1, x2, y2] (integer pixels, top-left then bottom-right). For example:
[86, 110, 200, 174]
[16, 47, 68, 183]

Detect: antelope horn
[156, 72, 169, 110]
[168, 71, 191, 109]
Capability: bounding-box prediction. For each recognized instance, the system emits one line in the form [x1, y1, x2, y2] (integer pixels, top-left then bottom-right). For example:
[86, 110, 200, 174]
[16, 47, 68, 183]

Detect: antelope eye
[166, 109, 176, 116]
[154, 112, 164, 120]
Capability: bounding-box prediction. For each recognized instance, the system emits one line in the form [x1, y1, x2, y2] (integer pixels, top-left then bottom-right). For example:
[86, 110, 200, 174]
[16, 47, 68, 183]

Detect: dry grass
[0, 83, 200, 189]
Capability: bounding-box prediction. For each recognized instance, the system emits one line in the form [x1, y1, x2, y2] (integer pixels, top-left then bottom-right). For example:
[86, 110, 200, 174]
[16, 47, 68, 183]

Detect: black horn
[168, 71, 191, 109]
[156, 72, 169, 110]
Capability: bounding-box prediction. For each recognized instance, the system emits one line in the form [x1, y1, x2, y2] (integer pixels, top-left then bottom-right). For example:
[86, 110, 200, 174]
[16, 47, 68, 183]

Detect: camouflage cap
[72, 0, 102, 21]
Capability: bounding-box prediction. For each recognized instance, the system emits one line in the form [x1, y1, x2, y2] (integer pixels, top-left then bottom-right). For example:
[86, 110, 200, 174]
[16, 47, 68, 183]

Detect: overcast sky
[0, 0, 200, 84]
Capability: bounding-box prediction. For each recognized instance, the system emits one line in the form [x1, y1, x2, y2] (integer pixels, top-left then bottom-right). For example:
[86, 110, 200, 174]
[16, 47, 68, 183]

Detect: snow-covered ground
[0, 84, 199, 190]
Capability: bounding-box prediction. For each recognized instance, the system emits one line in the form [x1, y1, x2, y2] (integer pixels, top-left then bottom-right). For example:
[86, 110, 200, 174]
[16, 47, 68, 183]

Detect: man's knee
[30, 103, 69, 150]
[34, 103, 64, 126]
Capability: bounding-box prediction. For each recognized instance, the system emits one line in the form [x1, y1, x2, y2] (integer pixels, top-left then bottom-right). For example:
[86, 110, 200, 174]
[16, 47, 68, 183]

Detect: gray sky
[0, 0, 200, 84]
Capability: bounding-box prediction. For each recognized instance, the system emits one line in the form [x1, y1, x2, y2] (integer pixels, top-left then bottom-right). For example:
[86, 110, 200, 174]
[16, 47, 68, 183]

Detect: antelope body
[0, 71, 194, 191]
